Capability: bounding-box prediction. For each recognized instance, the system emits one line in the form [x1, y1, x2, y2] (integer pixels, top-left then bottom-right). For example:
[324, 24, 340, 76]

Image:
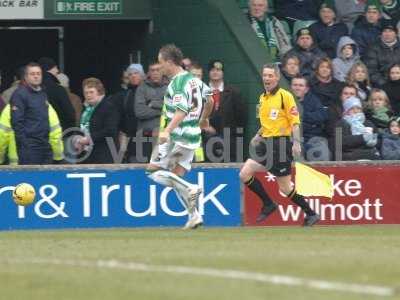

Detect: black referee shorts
[252, 136, 293, 177]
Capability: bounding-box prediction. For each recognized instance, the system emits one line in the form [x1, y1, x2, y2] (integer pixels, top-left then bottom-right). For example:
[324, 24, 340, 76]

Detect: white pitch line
[1, 258, 395, 297]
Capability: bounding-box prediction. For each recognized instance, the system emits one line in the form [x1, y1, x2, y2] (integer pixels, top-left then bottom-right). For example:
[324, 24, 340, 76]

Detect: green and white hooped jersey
[162, 71, 204, 149]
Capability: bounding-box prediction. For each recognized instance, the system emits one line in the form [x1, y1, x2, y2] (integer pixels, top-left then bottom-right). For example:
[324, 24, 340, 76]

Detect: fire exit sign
[55, 0, 122, 14]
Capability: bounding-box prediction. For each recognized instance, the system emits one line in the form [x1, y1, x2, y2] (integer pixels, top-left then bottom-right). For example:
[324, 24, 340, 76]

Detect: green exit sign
[55, 0, 122, 15]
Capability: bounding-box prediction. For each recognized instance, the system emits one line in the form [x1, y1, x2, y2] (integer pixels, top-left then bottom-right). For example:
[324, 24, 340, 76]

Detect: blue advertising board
[0, 167, 241, 230]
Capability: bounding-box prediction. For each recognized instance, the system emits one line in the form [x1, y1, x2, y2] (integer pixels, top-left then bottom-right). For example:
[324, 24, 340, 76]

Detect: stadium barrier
[1, 162, 399, 230]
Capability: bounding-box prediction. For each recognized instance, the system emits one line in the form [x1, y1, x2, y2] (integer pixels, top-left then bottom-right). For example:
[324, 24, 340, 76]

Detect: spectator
[291, 76, 330, 161]
[206, 59, 246, 162]
[335, 0, 366, 31]
[1, 67, 24, 104]
[120, 70, 130, 91]
[309, 1, 349, 58]
[74, 78, 119, 164]
[284, 27, 327, 77]
[351, 1, 382, 59]
[9, 62, 64, 165]
[134, 62, 167, 162]
[383, 63, 400, 113]
[38, 57, 76, 132]
[182, 57, 192, 70]
[57, 72, 82, 126]
[335, 96, 380, 160]
[273, 0, 322, 30]
[346, 61, 372, 102]
[310, 57, 344, 107]
[365, 19, 400, 87]
[380, 0, 400, 21]
[281, 55, 301, 82]
[333, 36, 360, 82]
[247, 0, 292, 61]
[365, 88, 393, 132]
[112, 63, 145, 162]
[381, 116, 400, 159]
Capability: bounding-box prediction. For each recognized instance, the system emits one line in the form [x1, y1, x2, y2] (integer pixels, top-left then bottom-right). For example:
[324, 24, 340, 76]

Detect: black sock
[288, 189, 315, 216]
[245, 177, 274, 207]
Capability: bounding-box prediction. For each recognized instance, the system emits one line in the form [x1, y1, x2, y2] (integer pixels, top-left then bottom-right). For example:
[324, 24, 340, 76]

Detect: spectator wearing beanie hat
[365, 18, 400, 87]
[351, 0, 383, 59]
[38, 57, 76, 132]
[309, 0, 349, 58]
[335, 95, 380, 160]
[284, 28, 327, 77]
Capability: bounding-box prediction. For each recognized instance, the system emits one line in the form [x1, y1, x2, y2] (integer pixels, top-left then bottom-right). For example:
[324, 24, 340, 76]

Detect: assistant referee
[239, 63, 320, 226]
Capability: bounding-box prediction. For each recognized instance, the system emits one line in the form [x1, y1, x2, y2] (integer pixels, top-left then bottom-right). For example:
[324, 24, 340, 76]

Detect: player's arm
[159, 109, 187, 144]
[199, 95, 213, 129]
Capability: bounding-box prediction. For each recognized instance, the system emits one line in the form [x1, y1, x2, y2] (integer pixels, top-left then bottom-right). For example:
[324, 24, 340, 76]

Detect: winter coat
[333, 36, 360, 82]
[335, 0, 366, 31]
[134, 79, 167, 134]
[284, 44, 327, 77]
[334, 118, 380, 160]
[383, 79, 400, 114]
[309, 21, 349, 58]
[351, 16, 381, 59]
[381, 0, 400, 22]
[365, 106, 393, 133]
[365, 40, 400, 87]
[297, 92, 328, 141]
[310, 77, 344, 107]
[41, 72, 76, 132]
[111, 84, 139, 136]
[273, 0, 322, 21]
[381, 132, 400, 160]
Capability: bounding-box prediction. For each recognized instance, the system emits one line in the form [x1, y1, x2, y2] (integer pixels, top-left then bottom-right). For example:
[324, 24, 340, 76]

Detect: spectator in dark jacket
[335, 96, 380, 160]
[351, 3, 382, 59]
[380, 0, 400, 22]
[75, 78, 119, 164]
[38, 57, 76, 132]
[381, 116, 400, 159]
[10, 63, 54, 164]
[310, 57, 344, 107]
[309, 1, 349, 58]
[291, 76, 330, 161]
[365, 19, 400, 87]
[134, 62, 167, 163]
[383, 63, 400, 114]
[284, 28, 327, 77]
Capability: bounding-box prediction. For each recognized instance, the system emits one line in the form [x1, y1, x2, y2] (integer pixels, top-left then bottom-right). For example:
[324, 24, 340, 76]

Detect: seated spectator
[346, 61, 372, 102]
[335, 0, 366, 31]
[381, 116, 400, 159]
[291, 76, 330, 161]
[335, 96, 380, 160]
[380, 0, 400, 22]
[365, 88, 393, 132]
[365, 19, 400, 87]
[310, 1, 349, 58]
[134, 62, 167, 162]
[333, 36, 360, 82]
[281, 55, 301, 82]
[247, 0, 292, 61]
[383, 63, 400, 114]
[284, 27, 327, 77]
[351, 2, 382, 59]
[273, 0, 322, 30]
[310, 57, 344, 107]
[74, 78, 119, 164]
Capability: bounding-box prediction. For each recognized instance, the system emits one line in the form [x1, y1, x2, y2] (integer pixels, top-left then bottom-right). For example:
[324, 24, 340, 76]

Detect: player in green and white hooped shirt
[146, 44, 213, 230]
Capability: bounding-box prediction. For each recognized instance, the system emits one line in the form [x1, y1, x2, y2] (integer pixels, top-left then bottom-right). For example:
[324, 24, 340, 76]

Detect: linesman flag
[295, 162, 334, 199]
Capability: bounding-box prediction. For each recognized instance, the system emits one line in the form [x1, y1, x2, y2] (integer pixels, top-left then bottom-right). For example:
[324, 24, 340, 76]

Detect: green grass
[0, 226, 399, 300]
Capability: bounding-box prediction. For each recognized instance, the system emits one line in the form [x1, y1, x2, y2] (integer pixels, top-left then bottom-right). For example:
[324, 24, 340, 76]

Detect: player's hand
[292, 141, 302, 157]
[158, 131, 170, 144]
[199, 118, 210, 130]
[250, 134, 263, 146]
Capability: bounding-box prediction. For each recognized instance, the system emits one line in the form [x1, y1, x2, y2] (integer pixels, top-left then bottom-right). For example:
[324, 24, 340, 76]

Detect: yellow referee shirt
[258, 87, 300, 138]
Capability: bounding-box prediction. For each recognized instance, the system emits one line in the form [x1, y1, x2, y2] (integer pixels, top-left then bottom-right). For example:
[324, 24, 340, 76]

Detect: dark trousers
[19, 149, 53, 165]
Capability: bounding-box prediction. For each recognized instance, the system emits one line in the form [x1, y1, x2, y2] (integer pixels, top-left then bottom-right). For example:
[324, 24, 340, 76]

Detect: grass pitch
[0, 226, 399, 300]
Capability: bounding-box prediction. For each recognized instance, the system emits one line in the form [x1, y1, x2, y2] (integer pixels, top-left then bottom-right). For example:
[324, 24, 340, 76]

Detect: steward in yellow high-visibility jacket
[0, 104, 64, 165]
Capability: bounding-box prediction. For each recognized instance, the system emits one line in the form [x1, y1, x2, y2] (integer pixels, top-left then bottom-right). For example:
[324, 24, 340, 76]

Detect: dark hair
[82, 77, 106, 95]
[315, 57, 333, 73]
[388, 63, 400, 76]
[341, 84, 358, 95]
[159, 44, 184, 66]
[292, 75, 309, 87]
[24, 62, 42, 76]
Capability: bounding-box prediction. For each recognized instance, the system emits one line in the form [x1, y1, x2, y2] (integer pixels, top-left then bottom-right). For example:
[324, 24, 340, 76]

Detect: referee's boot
[303, 213, 321, 227]
[256, 203, 278, 223]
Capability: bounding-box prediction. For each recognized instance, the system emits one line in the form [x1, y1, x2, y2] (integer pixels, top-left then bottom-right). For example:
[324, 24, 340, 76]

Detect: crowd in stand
[1, 0, 400, 165]
[248, 0, 400, 161]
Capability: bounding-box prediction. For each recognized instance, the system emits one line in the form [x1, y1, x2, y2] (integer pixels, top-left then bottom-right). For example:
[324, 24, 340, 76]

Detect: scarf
[80, 104, 97, 134]
[344, 112, 367, 135]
